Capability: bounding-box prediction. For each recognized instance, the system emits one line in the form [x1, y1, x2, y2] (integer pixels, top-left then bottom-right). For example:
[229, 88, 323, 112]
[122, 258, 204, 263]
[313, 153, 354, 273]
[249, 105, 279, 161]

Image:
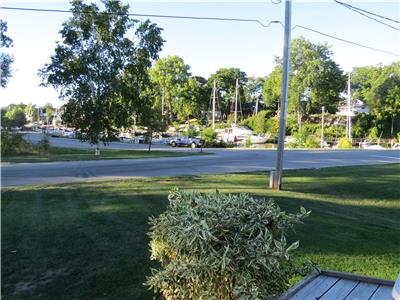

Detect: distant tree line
[2, 0, 399, 146]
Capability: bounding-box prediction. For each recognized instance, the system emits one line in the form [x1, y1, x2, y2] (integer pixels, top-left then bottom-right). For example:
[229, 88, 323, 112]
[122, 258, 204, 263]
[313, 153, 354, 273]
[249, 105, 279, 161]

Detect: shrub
[304, 136, 320, 148]
[337, 138, 352, 149]
[147, 190, 311, 300]
[202, 127, 217, 144]
[1, 131, 31, 155]
[245, 134, 252, 148]
[37, 135, 51, 152]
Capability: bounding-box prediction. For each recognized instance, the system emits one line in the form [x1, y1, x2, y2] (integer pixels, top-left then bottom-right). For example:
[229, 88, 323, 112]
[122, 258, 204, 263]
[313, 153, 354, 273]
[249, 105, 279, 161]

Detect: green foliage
[352, 63, 400, 137]
[147, 189, 311, 300]
[287, 128, 320, 149]
[201, 127, 217, 144]
[245, 134, 252, 148]
[39, 0, 163, 145]
[184, 125, 198, 138]
[149, 56, 191, 123]
[2, 104, 27, 129]
[337, 138, 352, 149]
[241, 110, 277, 135]
[38, 135, 51, 152]
[1, 131, 30, 155]
[263, 38, 346, 116]
[208, 68, 248, 118]
[0, 19, 14, 88]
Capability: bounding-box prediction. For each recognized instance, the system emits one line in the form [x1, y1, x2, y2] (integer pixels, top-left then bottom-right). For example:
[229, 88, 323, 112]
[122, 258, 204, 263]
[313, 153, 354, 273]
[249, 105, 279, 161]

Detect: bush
[1, 131, 31, 155]
[37, 135, 51, 152]
[147, 189, 311, 300]
[202, 127, 217, 144]
[337, 138, 352, 149]
[245, 134, 252, 148]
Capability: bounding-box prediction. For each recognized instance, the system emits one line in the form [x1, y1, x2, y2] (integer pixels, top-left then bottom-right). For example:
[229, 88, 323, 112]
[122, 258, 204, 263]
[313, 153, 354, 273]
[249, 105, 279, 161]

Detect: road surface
[2, 141, 399, 186]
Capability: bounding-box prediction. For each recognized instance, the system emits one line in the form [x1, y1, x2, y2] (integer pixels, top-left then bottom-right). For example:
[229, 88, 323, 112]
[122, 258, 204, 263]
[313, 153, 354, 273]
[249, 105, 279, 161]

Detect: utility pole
[321, 106, 325, 148]
[234, 78, 239, 124]
[212, 80, 216, 129]
[273, 0, 292, 190]
[347, 72, 352, 141]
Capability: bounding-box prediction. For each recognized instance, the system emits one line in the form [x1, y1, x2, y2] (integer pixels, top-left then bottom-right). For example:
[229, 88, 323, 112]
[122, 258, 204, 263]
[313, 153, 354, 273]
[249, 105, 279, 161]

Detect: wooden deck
[278, 270, 395, 300]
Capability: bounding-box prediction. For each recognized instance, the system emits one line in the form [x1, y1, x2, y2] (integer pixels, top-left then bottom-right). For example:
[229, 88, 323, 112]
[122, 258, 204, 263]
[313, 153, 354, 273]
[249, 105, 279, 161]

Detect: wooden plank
[344, 282, 379, 300]
[319, 278, 358, 299]
[289, 275, 339, 300]
[369, 285, 393, 300]
[277, 271, 320, 300]
[321, 270, 395, 286]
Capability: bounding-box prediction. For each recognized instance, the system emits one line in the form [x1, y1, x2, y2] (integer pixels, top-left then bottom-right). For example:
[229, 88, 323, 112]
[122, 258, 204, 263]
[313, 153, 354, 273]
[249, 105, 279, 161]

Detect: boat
[216, 124, 270, 144]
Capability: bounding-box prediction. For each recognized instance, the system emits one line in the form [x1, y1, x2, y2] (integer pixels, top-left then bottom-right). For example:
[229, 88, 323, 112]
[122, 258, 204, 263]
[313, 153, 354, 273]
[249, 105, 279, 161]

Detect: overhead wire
[1, 5, 398, 57]
[334, 0, 399, 31]
[292, 25, 399, 57]
[0, 6, 279, 28]
[334, 0, 399, 24]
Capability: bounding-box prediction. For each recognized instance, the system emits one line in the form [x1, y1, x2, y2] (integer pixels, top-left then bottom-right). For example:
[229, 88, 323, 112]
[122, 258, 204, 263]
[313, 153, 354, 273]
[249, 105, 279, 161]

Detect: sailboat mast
[234, 78, 239, 125]
[212, 80, 216, 129]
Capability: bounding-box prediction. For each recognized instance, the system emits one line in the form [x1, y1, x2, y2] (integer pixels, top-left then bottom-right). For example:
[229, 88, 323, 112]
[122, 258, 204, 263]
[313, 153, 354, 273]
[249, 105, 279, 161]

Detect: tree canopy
[352, 62, 400, 137]
[39, 0, 164, 145]
[0, 19, 14, 88]
[263, 38, 346, 120]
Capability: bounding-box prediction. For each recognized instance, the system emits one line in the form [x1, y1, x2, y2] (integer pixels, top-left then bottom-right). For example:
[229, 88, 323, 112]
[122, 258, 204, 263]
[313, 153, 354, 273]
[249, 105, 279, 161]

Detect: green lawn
[2, 147, 208, 163]
[2, 164, 399, 299]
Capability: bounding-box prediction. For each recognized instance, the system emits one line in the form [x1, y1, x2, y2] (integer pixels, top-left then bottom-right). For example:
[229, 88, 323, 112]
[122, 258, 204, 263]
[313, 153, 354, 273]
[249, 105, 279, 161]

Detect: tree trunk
[297, 109, 302, 131]
[95, 141, 100, 156]
[148, 131, 152, 152]
[391, 115, 395, 137]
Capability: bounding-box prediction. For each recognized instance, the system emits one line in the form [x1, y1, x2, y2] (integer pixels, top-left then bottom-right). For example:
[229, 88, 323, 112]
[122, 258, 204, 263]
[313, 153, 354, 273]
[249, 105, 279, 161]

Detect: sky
[0, 0, 399, 107]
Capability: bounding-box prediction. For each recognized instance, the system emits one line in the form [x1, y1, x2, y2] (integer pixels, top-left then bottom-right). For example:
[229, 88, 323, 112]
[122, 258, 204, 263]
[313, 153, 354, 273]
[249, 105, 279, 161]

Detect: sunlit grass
[2, 147, 209, 163]
[2, 164, 399, 299]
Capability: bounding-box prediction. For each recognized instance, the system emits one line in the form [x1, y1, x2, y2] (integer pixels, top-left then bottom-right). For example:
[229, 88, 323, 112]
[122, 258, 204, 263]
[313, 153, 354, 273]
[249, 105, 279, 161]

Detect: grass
[2, 164, 399, 299]
[1, 147, 208, 163]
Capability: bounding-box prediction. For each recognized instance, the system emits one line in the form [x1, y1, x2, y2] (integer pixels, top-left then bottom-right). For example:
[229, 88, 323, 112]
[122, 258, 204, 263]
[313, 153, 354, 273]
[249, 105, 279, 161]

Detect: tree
[43, 103, 55, 125]
[263, 38, 346, 128]
[39, 0, 163, 154]
[352, 63, 400, 137]
[208, 68, 248, 119]
[149, 55, 191, 123]
[24, 103, 38, 122]
[244, 76, 265, 114]
[3, 105, 27, 128]
[177, 76, 210, 122]
[0, 19, 14, 88]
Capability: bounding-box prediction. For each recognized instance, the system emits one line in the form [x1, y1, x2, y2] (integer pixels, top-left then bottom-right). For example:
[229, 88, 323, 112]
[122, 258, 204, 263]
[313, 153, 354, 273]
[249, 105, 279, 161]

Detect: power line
[334, 0, 399, 31]
[334, 0, 399, 24]
[0, 6, 280, 28]
[293, 25, 400, 57]
[1, 5, 398, 57]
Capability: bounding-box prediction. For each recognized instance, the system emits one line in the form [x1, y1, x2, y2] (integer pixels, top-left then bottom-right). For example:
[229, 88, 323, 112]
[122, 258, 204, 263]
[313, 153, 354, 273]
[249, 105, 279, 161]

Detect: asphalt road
[2, 134, 399, 186]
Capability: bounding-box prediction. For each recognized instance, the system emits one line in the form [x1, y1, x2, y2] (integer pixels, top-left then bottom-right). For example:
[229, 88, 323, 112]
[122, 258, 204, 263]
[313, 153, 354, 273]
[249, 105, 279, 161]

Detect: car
[47, 129, 63, 137]
[168, 136, 204, 148]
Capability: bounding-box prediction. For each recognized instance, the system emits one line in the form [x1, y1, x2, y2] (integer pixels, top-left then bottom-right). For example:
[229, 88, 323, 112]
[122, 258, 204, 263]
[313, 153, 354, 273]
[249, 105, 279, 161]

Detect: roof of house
[278, 270, 395, 300]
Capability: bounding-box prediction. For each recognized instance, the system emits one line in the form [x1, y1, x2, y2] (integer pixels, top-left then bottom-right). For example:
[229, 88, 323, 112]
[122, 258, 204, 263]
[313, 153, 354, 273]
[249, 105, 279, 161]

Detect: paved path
[2, 147, 399, 186]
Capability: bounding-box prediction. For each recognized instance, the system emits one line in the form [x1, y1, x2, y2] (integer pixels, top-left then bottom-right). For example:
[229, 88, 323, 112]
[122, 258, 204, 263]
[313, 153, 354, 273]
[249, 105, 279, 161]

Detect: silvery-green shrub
[147, 190, 311, 300]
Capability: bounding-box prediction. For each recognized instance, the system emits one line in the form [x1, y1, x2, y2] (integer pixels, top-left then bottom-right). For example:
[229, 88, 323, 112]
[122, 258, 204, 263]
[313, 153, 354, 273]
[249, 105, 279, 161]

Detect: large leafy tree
[244, 76, 265, 114]
[352, 63, 400, 137]
[1, 104, 27, 129]
[208, 68, 248, 119]
[149, 55, 191, 123]
[263, 38, 346, 126]
[39, 0, 163, 151]
[0, 19, 14, 88]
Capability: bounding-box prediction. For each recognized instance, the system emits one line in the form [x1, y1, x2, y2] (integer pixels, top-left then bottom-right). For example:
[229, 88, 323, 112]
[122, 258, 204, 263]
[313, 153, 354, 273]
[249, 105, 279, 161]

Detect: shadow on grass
[2, 170, 400, 299]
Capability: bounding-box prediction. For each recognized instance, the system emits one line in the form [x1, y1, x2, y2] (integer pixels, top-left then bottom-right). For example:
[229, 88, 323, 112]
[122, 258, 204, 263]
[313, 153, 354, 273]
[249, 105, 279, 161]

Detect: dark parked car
[168, 136, 204, 148]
